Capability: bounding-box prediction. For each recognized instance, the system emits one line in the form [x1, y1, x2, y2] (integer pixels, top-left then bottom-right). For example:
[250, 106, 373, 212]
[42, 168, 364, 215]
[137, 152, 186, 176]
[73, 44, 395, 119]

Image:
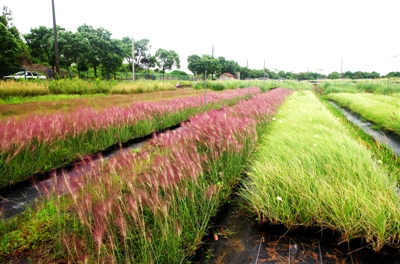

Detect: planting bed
[241, 91, 400, 253]
[0, 88, 293, 262]
[0, 87, 261, 189]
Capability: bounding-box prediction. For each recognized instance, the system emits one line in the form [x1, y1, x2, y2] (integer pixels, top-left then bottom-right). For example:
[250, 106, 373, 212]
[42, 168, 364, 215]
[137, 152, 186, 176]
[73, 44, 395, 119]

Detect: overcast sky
[2, 0, 400, 75]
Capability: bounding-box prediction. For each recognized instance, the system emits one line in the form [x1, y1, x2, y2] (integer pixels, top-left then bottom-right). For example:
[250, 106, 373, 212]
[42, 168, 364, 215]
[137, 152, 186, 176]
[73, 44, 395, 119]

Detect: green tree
[385, 71, 400, 78]
[77, 24, 112, 78]
[0, 6, 25, 66]
[343, 71, 353, 79]
[353, 71, 364, 79]
[56, 31, 90, 74]
[327, 71, 340, 79]
[24, 26, 65, 69]
[369, 71, 380, 79]
[100, 38, 124, 79]
[155, 49, 180, 77]
[200, 55, 221, 79]
[218, 57, 240, 76]
[121, 37, 153, 72]
[187, 54, 202, 76]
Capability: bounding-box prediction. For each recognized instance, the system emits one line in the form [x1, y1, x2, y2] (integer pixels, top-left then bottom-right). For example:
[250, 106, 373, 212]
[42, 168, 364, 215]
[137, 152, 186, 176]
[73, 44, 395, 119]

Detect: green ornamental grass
[327, 93, 400, 135]
[241, 91, 400, 251]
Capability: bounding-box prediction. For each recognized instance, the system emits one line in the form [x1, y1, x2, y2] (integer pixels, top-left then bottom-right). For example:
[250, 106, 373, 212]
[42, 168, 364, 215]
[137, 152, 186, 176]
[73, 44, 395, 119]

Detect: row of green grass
[0, 79, 192, 99]
[327, 93, 400, 136]
[241, 91, 400, 251]
[320, 79, 400, 94]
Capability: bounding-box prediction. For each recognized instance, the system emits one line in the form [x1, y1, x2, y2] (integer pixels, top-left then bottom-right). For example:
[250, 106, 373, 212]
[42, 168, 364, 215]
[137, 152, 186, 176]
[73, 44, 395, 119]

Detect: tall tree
[56, 31, 90, 74]
[24, 26, 65, 69]
[77, 24, 112, 78]
[218, 56, 239, 76]
[0, 6, 25, 66]
[100, 38, 124, 79]
[155, 49, 180, 77]
[121, 37, 153, 72]
[187, 54, 202, 76]
[200, 55, 221, 78]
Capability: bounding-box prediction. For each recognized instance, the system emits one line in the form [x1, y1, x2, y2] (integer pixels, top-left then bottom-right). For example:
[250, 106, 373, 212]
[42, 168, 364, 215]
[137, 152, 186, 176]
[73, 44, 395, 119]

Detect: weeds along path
[0, 88, 261, 190]
[241, 90, 400, 253]
[0, 88, 293, 263]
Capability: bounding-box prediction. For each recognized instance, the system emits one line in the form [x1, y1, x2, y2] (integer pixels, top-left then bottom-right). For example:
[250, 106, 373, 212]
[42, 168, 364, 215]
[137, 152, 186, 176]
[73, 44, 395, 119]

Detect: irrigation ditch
[330, 101, 400, 157]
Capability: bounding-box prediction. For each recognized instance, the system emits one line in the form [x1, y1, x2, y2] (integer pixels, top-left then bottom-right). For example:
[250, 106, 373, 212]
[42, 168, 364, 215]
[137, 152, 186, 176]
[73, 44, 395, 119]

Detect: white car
[3, 71, 47, 80]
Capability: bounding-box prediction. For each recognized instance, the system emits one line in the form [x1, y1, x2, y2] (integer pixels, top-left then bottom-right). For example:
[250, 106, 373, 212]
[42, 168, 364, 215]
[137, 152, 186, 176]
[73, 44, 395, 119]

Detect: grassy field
[241, 91, 400, 251]
[0, 79, 191, 99]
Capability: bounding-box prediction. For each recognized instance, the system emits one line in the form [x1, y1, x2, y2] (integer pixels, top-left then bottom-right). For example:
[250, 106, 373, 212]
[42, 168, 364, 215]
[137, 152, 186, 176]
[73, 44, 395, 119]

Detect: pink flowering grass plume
[0, 87, 261, 154]
[45, 88, 291, 262]
[0, 87, 262, 189]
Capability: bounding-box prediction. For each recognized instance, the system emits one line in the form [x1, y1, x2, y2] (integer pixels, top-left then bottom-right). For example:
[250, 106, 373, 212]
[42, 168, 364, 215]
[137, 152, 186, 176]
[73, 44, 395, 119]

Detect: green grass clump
[241, 91, 400, 251]
[320, 79, 400, 95]
[327, 93, 400, 136]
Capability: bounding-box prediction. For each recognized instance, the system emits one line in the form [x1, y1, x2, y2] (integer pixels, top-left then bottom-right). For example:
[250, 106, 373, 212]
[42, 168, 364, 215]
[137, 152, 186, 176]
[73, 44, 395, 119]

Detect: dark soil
[193, 195, 400, 264]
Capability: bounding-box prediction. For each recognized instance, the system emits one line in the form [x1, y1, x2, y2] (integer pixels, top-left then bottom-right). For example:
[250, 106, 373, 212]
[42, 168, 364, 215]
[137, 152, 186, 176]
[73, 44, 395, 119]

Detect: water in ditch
[330, 101, 400, 157]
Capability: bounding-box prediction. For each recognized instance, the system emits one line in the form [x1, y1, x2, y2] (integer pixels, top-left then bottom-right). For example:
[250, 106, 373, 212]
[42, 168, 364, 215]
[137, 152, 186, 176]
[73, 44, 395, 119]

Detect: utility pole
[340, 58, 343, 79]
[51, 0, 60, 76]
[132, 37, 135, 81]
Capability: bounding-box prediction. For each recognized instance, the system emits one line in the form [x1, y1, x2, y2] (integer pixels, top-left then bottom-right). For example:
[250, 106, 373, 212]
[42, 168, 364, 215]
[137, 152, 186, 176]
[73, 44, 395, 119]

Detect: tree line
[1, 6, 399, 80]
[0, 6, 180, 79]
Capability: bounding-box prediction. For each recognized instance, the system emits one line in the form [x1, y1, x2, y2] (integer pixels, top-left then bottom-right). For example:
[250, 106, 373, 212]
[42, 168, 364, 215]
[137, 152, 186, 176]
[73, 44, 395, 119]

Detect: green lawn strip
[241, 91, 400, 251]
[327, 93, 400, 135]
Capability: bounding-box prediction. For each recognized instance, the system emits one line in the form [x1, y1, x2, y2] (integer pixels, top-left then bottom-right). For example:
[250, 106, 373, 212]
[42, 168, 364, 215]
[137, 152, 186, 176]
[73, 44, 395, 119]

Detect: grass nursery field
[0, 88, 292, 262]
[0, 87, 262, 189]
[241, 91, 400, 251]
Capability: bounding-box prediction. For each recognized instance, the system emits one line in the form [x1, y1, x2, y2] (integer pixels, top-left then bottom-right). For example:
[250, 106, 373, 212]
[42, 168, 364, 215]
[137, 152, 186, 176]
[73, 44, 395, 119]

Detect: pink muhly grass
[0, 87, 261, 155]
[114, 206, 128, 244]
[92, 215, 107, 251]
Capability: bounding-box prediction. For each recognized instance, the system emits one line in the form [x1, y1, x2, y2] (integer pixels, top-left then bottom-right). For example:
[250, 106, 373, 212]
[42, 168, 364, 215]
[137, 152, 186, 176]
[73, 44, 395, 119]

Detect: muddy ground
[193, 196, 400, 264]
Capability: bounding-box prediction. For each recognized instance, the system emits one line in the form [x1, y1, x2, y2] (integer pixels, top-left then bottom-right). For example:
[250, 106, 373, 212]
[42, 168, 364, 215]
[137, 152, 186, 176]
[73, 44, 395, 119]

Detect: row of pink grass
[40, 88, 292, 262]
[0, 88, 261, 154]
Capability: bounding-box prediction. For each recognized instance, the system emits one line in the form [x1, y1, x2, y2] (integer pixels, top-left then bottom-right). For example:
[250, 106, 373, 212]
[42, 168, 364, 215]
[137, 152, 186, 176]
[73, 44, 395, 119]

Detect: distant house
[219, 72, 237, 80]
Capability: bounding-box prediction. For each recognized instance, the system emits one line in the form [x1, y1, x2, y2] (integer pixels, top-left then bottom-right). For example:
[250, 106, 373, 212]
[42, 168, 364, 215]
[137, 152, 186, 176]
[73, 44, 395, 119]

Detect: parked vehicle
[3, 71, 47, 80]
